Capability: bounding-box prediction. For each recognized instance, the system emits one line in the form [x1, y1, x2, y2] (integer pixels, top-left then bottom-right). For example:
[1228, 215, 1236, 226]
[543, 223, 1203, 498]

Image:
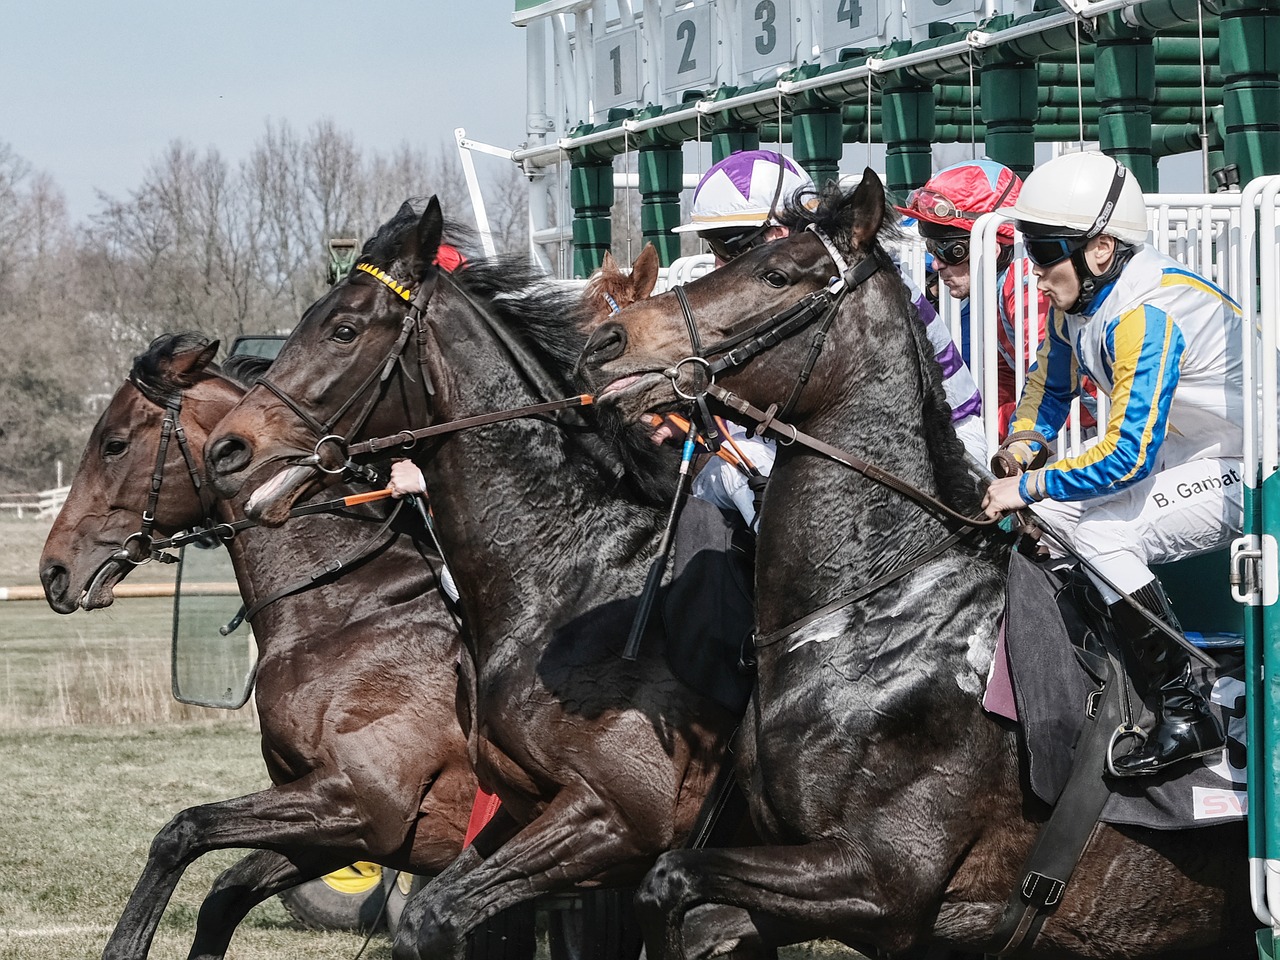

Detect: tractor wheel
[277, 862, 387, 932]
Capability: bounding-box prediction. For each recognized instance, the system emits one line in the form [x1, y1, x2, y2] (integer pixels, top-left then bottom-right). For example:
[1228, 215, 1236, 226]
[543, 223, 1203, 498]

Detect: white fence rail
[0, 485, 70, 519]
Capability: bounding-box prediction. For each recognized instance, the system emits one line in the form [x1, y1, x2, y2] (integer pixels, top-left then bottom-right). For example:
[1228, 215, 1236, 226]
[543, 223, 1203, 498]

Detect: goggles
[924, 236, 970, 267]
[1023, 234, 1088, 268]
[903, 187, 981, 224]
[703, 223, 771, 262]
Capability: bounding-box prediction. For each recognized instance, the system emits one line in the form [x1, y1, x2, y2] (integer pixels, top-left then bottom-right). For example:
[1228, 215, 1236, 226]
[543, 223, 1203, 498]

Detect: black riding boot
[1107, 580, 1224, 777]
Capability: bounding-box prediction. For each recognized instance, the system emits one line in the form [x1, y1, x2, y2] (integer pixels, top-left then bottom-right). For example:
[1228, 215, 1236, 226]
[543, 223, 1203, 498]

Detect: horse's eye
[761, 270, 789, 288]
[103, 438, 128, 459]
[331, 324, 358, 344]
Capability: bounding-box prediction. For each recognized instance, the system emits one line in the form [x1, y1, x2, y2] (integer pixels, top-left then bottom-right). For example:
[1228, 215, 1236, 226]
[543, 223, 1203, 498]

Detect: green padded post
[981, 54, 1038, 177]
[1220, 0, 1280, 181]
[711, 126, 761, 162]
[881, 70, 936, 193]
[791, 100, 844, 190]
[1095, 13, 1157, 191]
[570, 159, 614, 278]
[637, 145, 683, 268]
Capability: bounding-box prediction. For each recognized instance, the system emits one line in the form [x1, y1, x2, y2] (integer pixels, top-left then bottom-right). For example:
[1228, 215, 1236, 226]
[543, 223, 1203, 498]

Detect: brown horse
[578, 172, 1253, 958]
[39, 334, 479, 960]
[203, 199, 745, 960]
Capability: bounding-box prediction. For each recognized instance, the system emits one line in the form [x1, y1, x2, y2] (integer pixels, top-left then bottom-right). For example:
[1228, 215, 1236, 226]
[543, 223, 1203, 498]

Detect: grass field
[0, 516, 857, 960]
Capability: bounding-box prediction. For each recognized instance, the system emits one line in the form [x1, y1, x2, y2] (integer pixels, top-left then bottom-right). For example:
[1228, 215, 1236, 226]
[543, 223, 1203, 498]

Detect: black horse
[578, 171, 1253, 959]
[203, 199, 746, 959]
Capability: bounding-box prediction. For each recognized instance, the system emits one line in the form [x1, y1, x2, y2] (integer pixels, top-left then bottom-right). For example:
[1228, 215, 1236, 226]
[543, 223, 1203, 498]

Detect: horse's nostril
[208, 435, 251, 477]
[39, 561, 73, 613]
[585, 323, 627, 365]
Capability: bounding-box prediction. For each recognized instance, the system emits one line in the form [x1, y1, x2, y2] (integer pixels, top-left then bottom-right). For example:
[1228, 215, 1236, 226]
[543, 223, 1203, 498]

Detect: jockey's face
[937, 260, 970, 301]
[1030, 235, 1115, 312]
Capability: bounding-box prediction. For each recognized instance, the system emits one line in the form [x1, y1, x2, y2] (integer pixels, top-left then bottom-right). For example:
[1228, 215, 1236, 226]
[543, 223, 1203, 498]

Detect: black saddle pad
[1002, 551, 1247, 830]
[661, 497, 756, 716]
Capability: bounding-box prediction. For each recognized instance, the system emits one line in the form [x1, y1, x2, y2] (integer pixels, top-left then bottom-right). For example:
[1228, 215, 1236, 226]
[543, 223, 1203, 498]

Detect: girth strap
[986, 638, 1125, 956]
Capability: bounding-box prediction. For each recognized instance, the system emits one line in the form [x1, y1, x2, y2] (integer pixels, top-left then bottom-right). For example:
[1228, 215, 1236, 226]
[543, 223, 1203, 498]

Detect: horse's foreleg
[185, 849, 346, 960]
[101, 777, 403, 960]
[396, 791, 654, 960]
[637, 841, 905, 960]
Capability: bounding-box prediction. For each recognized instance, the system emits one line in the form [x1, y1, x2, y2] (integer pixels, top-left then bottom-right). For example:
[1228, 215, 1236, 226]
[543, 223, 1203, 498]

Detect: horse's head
[206, 198, 448, 526]
[39, 334, 240, 613]
[579, 170, 904, 428]
[582, 244, 659, 329]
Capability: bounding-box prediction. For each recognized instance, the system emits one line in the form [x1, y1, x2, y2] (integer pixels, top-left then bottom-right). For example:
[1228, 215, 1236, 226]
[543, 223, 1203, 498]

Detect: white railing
[0, 485, 70, 520]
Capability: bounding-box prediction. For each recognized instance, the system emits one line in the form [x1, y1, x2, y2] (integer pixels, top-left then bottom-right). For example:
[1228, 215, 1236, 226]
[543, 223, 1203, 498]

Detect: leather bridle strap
[707, 382, 1003, 533]
[345, 394, 594, 458]
[254, 310, 418, 445]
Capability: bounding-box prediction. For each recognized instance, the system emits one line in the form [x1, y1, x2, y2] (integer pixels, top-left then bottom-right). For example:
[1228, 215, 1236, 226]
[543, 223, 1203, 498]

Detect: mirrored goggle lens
[704, 225, 769, 262]
[925, 237, 970, 266]
[1024, 236, 1081, 267]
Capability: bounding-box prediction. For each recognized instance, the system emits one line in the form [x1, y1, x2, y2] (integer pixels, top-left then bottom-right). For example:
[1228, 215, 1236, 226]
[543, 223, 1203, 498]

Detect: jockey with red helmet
[899, 158, 1052, 439]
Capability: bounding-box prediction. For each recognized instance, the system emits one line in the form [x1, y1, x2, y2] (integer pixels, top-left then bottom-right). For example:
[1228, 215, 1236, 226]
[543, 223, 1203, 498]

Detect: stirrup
[1105, 722, 1148, 778]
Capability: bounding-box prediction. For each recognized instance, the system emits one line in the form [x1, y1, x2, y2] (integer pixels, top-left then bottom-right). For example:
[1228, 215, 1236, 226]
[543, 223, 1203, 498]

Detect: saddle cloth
[986, 551, 1247, 830]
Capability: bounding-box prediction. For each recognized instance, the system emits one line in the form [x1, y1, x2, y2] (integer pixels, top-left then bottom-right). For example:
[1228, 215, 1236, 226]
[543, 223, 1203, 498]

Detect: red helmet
[897, 159, 1022, 245]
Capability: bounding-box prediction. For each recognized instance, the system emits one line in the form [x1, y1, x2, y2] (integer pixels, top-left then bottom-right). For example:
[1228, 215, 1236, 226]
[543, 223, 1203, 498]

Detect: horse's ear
[400, 196, 444, 281]
[630, 244, 659, 300]
[170, 338, 220, 381]
[849, 167, 886, 252]
[417, 196, 444, 272]
[599, 250, 619, 276]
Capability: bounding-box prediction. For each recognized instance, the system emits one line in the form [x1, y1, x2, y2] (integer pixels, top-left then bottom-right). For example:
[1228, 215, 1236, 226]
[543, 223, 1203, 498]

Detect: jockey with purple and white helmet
[668, 151, 986, 530]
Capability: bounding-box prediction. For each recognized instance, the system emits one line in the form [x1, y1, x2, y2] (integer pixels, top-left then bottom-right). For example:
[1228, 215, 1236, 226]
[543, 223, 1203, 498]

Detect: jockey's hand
[642, 413, 678, 445]
[388, 459, 427, 498]
[982, 475, 1028, 520]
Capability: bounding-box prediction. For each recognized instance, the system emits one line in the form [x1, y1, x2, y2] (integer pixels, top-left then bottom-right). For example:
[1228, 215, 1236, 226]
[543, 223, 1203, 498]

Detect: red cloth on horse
[436, 244, 465, 273]
[463, 787, 501, 847]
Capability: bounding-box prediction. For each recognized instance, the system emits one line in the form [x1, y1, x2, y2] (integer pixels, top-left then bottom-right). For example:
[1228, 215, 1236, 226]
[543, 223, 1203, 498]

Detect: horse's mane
[129, 333, 221, 404]
[779, 181, 981, 514]
[221, 353, 273, 388]
[447, 255, 679, 505]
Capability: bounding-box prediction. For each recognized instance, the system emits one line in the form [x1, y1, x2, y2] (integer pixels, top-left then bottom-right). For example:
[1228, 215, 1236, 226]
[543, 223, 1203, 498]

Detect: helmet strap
[1067, 239, 1135, 314]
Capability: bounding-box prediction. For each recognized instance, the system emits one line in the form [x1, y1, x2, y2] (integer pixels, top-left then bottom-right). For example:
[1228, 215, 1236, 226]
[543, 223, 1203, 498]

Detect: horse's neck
[754, 390, 957, 634]
[421, 344, 659, 664]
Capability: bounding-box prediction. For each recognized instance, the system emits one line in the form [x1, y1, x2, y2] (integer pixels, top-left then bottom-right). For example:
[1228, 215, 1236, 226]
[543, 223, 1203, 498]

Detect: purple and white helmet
[672, 150, 813, 234]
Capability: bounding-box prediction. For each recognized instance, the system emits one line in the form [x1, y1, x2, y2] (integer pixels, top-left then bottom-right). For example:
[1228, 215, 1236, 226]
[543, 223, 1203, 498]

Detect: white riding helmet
[1013, 151, 1148, 245]
[673, 150, 813, 234]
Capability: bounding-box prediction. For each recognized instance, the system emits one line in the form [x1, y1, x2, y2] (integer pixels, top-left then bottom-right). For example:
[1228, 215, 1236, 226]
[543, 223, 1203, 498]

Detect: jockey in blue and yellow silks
[982, 151, 1235, 779]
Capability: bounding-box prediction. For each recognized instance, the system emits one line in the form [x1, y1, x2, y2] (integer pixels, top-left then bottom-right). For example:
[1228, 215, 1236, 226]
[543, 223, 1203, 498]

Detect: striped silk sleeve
[1009, 308, 1077, 447]
[1021, 304, 1185, 503]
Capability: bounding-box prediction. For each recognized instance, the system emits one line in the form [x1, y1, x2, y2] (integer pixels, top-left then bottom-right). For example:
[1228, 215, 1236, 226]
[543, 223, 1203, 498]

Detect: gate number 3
[754, 1, 777, 55]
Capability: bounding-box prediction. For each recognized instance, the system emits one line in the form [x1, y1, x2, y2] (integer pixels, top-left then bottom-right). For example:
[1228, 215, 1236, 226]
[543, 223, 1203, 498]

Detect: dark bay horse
[577, 172, 1252, 959]
[39, 334, 478, 960]
[202, 199, 742, 959]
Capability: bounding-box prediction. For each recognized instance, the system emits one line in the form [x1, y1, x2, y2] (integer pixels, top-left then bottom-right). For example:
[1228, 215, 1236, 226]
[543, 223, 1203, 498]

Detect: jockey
[981, 151, 1235, 777]
[670, 150, 987, 529]
[897, 158, 1052, 438]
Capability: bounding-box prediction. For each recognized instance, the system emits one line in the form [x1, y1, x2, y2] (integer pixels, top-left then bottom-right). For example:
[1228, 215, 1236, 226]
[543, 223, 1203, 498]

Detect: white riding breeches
[691, 428, 777, 531]
[1031, 455, 1245, 604]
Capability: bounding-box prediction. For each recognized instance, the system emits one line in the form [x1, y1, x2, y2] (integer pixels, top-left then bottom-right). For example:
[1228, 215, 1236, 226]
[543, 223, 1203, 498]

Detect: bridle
[252, 261, 439, 479]
[81, 379, 222, 599]
[665, 224, 881, 427]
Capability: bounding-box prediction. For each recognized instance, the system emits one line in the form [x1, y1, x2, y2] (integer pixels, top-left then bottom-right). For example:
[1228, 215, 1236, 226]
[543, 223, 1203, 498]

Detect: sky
[0, 2, 531, 223]
[1, 2, 1208, 228]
